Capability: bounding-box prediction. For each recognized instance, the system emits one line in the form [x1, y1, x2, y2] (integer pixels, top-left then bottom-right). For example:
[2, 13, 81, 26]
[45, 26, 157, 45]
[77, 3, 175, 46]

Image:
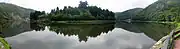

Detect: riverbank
[150, 22, 180, 49]
[50, 20, 115, 24]
[117, 20, 175, 24]
[131, 21, 174, 23]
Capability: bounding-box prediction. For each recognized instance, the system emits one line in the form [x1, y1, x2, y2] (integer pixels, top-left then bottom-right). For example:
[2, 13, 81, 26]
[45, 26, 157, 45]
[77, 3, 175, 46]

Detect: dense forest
[136, 0, 180, 22]
[116, 0, 180, 22]
[30, 1, 115, 22]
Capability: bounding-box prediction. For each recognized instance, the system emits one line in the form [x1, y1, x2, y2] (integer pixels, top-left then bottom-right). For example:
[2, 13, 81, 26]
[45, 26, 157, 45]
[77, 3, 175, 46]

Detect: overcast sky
[0, 0, 157, 12]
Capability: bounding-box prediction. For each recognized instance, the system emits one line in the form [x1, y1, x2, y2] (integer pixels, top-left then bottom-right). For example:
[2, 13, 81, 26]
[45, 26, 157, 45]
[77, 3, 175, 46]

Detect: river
[0, 21, 175, 49]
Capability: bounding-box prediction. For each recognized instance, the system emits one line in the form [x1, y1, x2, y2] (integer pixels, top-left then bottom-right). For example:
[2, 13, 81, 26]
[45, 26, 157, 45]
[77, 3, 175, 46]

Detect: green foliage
[175, 22, 180, 30]
[30, 1, 115, 21]
[30, 11, 45, 20]
[136, 0, 180, 22]
[0, 37, 11, 49]
[78, 1, 88, 8]
[0, 3, 34, 32]
[0, 3, 34, 20]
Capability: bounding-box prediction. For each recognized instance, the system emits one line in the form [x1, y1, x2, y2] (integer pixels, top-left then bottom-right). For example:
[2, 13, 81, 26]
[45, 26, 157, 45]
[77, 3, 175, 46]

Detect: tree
[34, 1, 115, 21]
[78, 1, 88, 8]
[68, 6, 72, 9]
[63, 6, 67, 10]
[56, 7, 59, 11]
[30, 11, 46, 21]
[50, 9, 56, 14]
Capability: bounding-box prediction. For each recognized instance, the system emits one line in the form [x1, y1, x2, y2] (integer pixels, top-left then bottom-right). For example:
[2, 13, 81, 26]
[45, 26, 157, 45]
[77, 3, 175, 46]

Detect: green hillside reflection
[31, 23, 114, 41]
[115, 22, 175, 41]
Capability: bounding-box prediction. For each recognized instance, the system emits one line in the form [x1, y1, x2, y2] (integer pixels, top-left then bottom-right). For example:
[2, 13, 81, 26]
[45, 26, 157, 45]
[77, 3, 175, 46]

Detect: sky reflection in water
[5, 27, 155, 49]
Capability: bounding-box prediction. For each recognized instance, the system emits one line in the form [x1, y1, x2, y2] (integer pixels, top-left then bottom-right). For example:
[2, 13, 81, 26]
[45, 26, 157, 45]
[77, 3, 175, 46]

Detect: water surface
[0, 21, 175, 49]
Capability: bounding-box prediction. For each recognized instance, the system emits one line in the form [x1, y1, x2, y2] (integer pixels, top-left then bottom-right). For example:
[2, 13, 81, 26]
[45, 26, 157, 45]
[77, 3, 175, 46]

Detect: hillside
[137, 0, 180, 21]
[0, 3, 34, 24]
[115, 8, 143, 20]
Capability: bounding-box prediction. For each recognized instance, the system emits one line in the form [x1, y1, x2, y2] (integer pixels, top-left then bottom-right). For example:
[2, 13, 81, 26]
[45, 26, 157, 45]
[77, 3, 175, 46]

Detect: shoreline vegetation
[0, 0, 180, 49]
[115, 0, 180, 30]
[28, 0, 180, 29]
[51, 20, 115, 24]
[30, 1, 115, 24]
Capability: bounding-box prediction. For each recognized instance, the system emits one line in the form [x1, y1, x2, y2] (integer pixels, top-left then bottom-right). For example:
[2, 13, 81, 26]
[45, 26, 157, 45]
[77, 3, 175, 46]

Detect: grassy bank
[51, 20, 115, 24]
[174, 22, 180, 29]
[131, 21, 174, 23]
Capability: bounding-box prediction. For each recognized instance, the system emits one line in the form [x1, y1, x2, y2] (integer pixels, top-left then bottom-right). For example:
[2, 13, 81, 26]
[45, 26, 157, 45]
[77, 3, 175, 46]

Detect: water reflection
[133, 23, 174, 41]
[0, 21, 175, 49]
[0, 21, 31, 37]
[115, 22, 175, 41]
[115, 22, 141, 33]
[31, 23, 114, 41]
[30, 22, 46, 31]
[5, 27, 155, 49]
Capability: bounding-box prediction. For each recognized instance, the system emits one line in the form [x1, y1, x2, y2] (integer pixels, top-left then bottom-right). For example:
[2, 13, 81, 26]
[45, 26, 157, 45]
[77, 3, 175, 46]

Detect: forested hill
[30, 1, 115, 21]
[0, 3, 34, 22]
[115, 8, 143, 20]
[116, 0, 180, 22]
[0, 3, 34, 34]
[136, 0, 180, 21]
[0, 3, 34, 20]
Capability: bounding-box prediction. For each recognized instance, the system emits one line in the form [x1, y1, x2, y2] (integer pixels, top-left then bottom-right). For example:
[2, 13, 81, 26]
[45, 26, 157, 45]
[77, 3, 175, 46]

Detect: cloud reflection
[5, 27, 155, 49]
